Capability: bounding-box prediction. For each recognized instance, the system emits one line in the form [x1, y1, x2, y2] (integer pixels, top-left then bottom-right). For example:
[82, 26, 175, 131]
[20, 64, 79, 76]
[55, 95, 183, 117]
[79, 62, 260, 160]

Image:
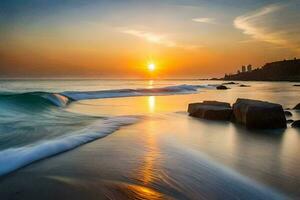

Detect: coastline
[0, 81, 300, 199]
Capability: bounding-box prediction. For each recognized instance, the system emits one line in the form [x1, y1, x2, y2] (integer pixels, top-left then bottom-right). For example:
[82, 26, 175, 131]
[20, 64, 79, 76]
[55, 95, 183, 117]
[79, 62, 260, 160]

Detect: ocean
[0, 79, 299, 199]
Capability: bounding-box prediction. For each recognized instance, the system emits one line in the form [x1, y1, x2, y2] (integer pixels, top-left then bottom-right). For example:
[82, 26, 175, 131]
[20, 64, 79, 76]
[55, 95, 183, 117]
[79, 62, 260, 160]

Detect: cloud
[120, 28, 203, 50]
[192, 18, 215, 24]
[234, 3, 300, 51]
[121, 29, 176, 47]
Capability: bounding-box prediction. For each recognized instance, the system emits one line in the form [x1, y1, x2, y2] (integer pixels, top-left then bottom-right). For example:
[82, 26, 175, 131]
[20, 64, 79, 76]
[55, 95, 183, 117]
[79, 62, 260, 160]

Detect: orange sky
[0, 1, 299, 78]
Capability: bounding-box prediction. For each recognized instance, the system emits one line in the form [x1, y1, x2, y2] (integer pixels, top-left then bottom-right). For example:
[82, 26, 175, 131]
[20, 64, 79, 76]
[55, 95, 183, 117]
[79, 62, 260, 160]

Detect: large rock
[188, 101, 232, 121]
[232, 98, 286, 129]
[294, 103, 300, 110]
[188, 101, 231, 113]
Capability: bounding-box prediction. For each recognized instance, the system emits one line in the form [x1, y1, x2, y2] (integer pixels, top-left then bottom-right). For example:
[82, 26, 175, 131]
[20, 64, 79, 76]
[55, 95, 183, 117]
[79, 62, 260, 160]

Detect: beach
[0, 80, 299, 199]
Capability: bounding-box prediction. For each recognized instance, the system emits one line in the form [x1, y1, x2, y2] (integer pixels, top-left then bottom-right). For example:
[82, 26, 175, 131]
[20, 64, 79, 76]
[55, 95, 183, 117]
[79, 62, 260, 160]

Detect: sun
[148, 63, 155, 72]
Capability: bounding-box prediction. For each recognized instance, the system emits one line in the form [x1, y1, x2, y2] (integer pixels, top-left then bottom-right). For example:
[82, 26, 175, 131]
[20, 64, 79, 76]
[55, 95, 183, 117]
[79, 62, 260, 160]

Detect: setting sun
[148, 63, 155, 72]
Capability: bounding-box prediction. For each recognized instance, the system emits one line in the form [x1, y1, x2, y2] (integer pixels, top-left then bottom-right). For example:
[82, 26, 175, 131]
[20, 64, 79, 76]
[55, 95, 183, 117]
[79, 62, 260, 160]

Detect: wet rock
[232, 98, 286, 129]
[293, 103, 300, 110]
[287, 119, 294, 124]
[284, 111, 293, 117]
[188, 101, 232, 121]
[216, 85, 229, 90]
[188, 101, 231, 113]
[240, 84, 250, 87]
[291, 120, 300, 128]
[222, 82, 238, 85]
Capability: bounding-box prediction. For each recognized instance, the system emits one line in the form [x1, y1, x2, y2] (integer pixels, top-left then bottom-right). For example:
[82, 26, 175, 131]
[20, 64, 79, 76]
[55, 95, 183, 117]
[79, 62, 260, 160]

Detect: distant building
[242, 66, 246, 73]
[247, 65, 252, 72]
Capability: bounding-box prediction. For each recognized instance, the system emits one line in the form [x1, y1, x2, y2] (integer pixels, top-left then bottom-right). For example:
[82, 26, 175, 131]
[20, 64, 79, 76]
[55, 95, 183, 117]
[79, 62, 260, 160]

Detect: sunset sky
[0, 0, 299, 78]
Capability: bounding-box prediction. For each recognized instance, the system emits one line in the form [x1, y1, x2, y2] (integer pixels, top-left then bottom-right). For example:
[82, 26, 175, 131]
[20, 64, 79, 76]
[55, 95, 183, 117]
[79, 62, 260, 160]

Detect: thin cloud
[192, 18, 215, 24]
[120, 28, 203, 50]
[120, 29, 176, 47]
[234, 3, 300, 51]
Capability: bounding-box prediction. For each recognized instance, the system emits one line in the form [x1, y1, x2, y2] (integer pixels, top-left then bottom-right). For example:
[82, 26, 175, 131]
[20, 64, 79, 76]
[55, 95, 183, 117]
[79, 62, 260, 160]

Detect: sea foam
[0, 116, 139, 176]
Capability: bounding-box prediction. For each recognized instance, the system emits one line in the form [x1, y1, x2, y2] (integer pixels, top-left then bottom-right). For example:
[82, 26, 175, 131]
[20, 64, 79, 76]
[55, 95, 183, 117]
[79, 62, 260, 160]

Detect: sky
[0, 0, 299, 78]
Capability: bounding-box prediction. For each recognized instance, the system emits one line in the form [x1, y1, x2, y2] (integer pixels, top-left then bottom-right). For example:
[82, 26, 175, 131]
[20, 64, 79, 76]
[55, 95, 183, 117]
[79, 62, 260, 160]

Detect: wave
[0, 92, 71, 108]
[62, 84, 212, 101]
[0, 116, 139, 176]
[0, 84, 213, 108]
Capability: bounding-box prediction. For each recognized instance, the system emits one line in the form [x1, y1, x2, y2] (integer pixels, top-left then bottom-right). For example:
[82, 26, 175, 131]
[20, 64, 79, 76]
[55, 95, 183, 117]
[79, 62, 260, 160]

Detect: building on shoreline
[241, 66, 246, 73]
[224, 58, 300, 81]
[247, 65, 252, 72]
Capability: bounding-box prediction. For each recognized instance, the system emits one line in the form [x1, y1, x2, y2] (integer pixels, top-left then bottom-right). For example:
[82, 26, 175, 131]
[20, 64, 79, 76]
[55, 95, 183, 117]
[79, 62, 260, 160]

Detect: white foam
[62, 84, 213, 101]
[0, 116, 139, 176]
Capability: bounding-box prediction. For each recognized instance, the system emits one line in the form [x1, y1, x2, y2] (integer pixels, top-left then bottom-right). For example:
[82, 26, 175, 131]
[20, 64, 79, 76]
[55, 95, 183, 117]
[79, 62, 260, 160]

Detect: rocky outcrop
[188, 101, 232, 121]
[224, 58, 300, 81]
[216, 85, 229, 90]
[294, 103, 300, 110]
[232, 98, 286, 129]
[291, 120, 300, 128]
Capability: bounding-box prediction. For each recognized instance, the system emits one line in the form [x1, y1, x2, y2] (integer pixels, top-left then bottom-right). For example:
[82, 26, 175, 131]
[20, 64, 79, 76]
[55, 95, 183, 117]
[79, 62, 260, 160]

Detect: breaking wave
[0, 116, 139, 176]
[0, 92, 71, 108]
[62, 84, 212, 101]
[0, 84, 212, 108]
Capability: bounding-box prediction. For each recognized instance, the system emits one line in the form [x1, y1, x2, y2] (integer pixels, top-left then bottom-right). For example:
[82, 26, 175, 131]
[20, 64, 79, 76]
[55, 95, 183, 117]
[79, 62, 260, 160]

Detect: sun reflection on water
[141, 120, 159, 185]
[148, 96, 156, 113]
[129, 118, 165, 199]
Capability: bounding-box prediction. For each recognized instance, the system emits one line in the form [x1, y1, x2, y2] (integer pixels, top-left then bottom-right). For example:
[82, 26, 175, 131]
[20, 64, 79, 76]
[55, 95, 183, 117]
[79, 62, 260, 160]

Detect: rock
[216, 85, 229, 90]
[188, 101, 232, 121]
[222, 82, 238, 85]
[287, 119, 294, 124]
[188, 101, 231, 113]
[202, 101, 231, 107]
[291, 120, 300, 128]
[284, 111, 293, 117]
[232, 98, 286, 129]
[293, 84, 300, 86]
[293, 103, 300, 110]
[240, 84, 250, 87]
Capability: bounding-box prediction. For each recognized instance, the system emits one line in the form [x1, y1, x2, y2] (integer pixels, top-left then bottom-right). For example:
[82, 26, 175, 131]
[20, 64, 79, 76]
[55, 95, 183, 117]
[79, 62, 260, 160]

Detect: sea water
[0, 79, 299, 199]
